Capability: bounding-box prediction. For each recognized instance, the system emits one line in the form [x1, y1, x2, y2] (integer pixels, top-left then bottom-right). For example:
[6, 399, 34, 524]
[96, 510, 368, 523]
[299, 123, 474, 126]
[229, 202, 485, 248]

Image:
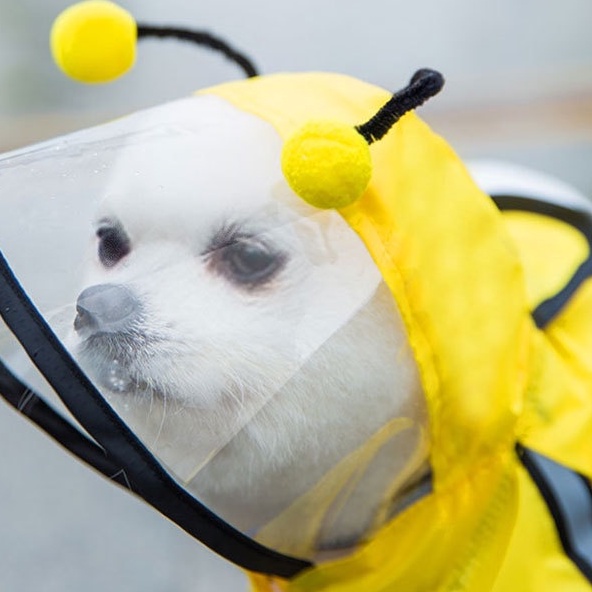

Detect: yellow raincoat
[204, 73, 592, 592]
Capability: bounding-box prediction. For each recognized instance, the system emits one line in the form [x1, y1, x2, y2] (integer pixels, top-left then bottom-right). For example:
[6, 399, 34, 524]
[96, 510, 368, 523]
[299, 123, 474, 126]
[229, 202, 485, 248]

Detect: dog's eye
[216, 240, 285, 287]
[96, 224, 131, 268]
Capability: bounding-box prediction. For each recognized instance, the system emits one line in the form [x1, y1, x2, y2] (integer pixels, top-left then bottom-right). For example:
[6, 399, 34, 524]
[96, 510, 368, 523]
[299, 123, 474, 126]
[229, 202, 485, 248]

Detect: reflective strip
[519, 446, 592, 582]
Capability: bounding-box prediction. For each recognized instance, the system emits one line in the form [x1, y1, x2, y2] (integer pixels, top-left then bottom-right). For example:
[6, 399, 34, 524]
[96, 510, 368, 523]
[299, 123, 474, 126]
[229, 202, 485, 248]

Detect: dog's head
[69, 93, 427, 554]
[0, 67, 532, 565]
[0, 3, 545, 574]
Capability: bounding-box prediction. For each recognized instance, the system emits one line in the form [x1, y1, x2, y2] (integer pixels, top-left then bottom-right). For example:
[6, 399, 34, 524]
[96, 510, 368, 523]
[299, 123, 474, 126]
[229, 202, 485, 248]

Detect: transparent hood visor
[0, 95, 428, 565]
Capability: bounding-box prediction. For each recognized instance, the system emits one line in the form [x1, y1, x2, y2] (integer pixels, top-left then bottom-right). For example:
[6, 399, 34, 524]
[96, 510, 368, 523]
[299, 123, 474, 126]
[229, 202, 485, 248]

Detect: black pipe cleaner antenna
[137, 24, 259, 79]
[356, 69, 444, 144]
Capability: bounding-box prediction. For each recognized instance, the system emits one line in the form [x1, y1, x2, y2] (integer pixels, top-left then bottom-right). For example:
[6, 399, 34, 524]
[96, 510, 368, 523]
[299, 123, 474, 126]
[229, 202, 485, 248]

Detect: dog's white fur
[72, 95, 427, 557]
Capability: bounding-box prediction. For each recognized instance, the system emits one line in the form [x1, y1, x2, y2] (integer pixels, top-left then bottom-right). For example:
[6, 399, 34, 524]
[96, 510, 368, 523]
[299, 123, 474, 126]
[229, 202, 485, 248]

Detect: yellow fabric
[521, 278, 592, 477]
[491, 463, 592, 592]
[201, 73, 592, 591]
[502, 211, 589, 310]
[51, 0, 137, 83]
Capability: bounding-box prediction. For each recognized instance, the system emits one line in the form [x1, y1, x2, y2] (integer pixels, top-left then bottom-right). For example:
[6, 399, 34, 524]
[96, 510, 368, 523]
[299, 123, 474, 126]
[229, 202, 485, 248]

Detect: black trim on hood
[518, 445, 592, 583]
[0, 359, 131, 487]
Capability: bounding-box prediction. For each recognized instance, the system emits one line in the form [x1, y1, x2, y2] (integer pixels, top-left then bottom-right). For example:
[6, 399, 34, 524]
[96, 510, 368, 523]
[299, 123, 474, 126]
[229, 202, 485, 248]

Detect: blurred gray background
[0, 0, 591, 590]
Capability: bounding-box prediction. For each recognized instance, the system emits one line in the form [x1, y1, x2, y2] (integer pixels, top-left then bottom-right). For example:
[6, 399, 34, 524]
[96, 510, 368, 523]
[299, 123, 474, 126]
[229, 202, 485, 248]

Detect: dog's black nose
[74, 284, 140, 334]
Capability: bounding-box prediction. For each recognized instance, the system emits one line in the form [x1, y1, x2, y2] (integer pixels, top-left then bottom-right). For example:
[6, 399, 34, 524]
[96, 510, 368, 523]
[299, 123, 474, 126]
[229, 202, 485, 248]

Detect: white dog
[70, 94, 428, 559]
[69, 89, 589, 564]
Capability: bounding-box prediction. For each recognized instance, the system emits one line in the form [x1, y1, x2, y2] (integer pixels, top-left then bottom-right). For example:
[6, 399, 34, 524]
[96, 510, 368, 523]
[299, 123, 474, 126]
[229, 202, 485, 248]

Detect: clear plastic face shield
[0, 93, 430, 570]
[2, 2, 443, 570]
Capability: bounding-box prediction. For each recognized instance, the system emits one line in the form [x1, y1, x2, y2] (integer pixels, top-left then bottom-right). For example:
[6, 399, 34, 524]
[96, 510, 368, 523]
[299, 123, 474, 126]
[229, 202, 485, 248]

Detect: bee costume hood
[2, 2, 592, 591]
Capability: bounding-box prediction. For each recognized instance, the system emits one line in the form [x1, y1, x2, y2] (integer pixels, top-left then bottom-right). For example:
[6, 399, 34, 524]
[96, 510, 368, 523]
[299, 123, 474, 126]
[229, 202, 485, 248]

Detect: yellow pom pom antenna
[51, 0, 137, 84]
[282, 122, 372, 210]
[282, 70, 444, 210]
[50, 1, 258, 84]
